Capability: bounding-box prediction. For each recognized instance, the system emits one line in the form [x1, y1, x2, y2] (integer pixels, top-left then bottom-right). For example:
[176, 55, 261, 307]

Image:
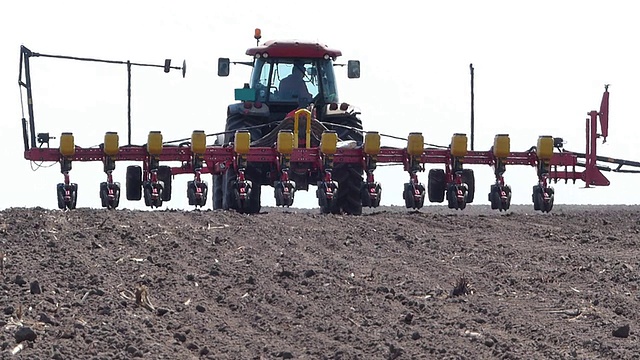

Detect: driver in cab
[279, 62, 312, 102]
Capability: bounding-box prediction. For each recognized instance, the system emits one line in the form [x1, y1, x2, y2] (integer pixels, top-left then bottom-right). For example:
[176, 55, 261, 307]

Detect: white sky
[1, 1, 639, 211]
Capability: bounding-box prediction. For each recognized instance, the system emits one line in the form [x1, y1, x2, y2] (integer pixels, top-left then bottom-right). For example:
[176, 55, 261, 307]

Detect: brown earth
[1, 204, 640, 359]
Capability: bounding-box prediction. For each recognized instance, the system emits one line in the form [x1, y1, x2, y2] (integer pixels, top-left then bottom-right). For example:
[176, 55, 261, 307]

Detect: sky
[1, 1, 639, 211]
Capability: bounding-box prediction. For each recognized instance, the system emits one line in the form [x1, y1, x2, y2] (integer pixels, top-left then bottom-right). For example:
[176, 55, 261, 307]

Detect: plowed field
[1, 205, 639, 359]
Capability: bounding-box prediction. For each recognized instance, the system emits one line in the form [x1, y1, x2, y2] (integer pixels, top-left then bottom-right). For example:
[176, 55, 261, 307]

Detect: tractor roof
[245, 40, 342, 59]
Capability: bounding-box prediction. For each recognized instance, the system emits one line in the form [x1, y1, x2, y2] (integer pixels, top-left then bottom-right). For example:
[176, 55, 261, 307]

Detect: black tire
[532, 185, 543, 211]
[447, 184, 457, 209]
[56, 183, 66, 210]
[502, 185, 512, 211]
[332, 165, 363, 215]
[212, 174, 223, 209]
[489, 184, 500, 210]
[66, 183, 78, 210]
[222, 168, 236, 211]
[427, 169, 446, 203]
[403, 183, 416, 209]
[100, 182, 109, 208]
[461, 169, 475, 203]
[543, 187, 554, 213]
[157, 166, 172, 202]
[111, 183, 121, 209]
[187, 181, 196, 206]
[126, 165, 142, 201]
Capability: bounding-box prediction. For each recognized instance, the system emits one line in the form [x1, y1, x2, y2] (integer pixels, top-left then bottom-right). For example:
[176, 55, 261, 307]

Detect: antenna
[470, 63, 475, 151]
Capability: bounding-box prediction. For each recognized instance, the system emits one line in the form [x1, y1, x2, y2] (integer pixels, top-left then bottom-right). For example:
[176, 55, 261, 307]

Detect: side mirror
[218, 58, 230, 77]
[347, 60, 360, 79]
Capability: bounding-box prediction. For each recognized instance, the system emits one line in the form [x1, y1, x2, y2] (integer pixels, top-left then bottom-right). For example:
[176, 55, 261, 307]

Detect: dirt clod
[14, 327, 36, 343]
[30, 280, 42, 294]
[613, 324, 630, 338]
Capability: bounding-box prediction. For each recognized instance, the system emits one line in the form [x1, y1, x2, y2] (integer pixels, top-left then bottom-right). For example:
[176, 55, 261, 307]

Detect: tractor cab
[218, 37, 360, 114]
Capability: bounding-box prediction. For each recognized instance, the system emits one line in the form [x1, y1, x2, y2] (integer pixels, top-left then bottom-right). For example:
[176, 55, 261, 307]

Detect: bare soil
[1, 205, 640, 359]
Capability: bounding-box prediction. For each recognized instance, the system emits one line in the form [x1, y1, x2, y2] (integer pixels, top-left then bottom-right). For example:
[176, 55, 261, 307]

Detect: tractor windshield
[250, 58, 339, 104]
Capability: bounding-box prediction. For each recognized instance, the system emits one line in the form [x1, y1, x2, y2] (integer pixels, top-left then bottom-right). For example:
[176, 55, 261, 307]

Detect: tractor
[211, 30, 375, 215]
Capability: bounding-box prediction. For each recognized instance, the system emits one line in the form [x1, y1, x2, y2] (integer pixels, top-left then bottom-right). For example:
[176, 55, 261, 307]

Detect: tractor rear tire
[157, 166, 172, 202]
[317, 111, 362, 206]
[126, 165, 142, 201]
[212, 174, 223, 210]
[427, 169, 446, 203]
[332, 165, 363, 215]
[461, 169, 475, 203]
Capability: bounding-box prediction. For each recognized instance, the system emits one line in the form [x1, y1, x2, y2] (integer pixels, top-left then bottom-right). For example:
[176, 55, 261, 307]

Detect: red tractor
[212, 30, 376, 215]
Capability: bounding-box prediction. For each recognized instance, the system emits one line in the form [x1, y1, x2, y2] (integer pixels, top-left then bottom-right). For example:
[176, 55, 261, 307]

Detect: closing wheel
[157, 166, 173, 202]
[501, 185, 512, 211]
[446, 184, 466, 210]
[427, 169, 446, 203]
[489, 184, 500, 210]
[57, 184, 66, 210]
[188, 181, 208, 207]
[100, 182, 121, 209]
[461, 169, 475, 203]
[403, 183, 425, 210]
[126, 165, 142, 201]
[143, 182, 164, 208]
[223, 167, 261, 214]
[361, 182, 381, 208]
[543, 187, 554, 213]
[237, 182, 261, 214]
[274, 181, 295, 207]
[447, 184, 457, 209]
[403, 183, 415, 209]
[100, 182, 108, 208]
[317, 181, 339, 214]
[57, 183, 78, 210]
[68, 184, 78, 210]
[532, 185, 542, 211]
